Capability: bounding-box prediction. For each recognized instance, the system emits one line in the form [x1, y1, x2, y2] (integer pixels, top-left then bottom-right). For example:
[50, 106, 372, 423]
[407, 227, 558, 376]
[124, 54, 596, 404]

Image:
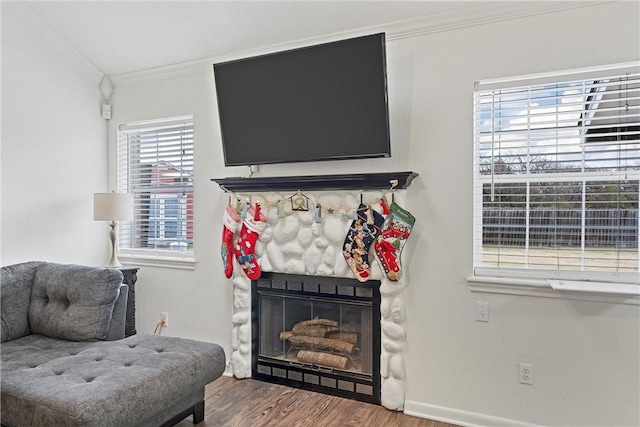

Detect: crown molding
[385, 0, 611, 42]
[109, 1, 609, 88]
[12, 1, 609, 87]
[14, 3, 105, 84]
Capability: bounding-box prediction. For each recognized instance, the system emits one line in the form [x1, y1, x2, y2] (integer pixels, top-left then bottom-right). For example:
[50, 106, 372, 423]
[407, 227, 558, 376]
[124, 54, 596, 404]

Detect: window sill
[118, 254, 196, 270]
[467, 276, 639, 306]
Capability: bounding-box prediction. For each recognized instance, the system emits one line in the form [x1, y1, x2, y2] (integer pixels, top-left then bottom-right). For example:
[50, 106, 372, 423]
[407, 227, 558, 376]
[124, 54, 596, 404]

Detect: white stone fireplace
[216, 172, 416, 410]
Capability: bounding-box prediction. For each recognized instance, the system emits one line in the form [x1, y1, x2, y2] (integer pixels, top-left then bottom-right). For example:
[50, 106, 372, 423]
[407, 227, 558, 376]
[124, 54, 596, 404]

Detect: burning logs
[280, 317, 359, 370]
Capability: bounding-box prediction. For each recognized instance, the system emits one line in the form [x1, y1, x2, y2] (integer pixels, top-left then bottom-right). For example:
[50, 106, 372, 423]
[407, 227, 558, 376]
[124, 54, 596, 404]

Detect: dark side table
[119, 267, 139, 337]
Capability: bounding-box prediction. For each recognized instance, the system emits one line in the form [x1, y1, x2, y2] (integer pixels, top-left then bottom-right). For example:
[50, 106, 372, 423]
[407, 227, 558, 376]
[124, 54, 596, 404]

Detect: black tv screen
[214, 33, 390, 166]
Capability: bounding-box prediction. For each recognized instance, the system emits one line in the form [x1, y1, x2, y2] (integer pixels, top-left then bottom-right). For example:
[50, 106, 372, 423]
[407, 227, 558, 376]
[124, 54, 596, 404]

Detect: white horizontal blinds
[473, 64, 639, 283]
[117, 116, 194, 255]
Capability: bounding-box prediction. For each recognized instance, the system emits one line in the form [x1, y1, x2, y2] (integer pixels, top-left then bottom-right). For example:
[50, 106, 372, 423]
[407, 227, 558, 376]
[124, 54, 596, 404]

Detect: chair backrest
[1, 261, 42, 343]
[28, 262, 124, 341]
[106, 283, 129, 341]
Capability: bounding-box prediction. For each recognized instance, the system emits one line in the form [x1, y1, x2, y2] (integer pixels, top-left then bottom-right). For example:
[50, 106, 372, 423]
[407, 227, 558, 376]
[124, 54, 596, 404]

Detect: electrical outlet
[476, 302, 489, 322]
[519, 363, 533, 384]
[160, 312, 169, 327]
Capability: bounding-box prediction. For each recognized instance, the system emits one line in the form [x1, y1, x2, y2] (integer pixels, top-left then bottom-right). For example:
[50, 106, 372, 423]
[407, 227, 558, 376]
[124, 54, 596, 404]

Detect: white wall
[4, 1, 638, 426]
[110, 3, 639, 426]
[107, 71, 233, 345]
[400, 5, 639, 426]
[1, 4, 108, 266]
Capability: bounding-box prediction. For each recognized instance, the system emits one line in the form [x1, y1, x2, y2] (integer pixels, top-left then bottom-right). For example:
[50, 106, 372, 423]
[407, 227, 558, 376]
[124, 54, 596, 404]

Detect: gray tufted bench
[1, 262, 226, 427]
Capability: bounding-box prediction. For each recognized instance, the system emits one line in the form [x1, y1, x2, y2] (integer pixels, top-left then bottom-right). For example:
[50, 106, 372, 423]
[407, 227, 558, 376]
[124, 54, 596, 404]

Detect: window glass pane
[117, 116, 194, 256]
[474, 64, 639, 283]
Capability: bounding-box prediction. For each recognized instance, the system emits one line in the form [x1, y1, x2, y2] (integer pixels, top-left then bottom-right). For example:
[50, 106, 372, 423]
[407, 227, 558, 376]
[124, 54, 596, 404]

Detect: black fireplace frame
[252, 272, 381, 405]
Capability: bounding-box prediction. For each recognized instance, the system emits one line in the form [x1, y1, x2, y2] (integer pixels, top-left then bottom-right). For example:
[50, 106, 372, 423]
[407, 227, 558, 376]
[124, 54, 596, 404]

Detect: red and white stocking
[235, 203, 268, 280]
[374, 202, 415, 281]
[221, 204, 240, 278]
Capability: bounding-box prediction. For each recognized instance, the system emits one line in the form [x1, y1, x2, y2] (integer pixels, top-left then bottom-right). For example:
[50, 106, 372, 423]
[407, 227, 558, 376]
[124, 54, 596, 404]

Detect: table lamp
[94, 192, 134, 267]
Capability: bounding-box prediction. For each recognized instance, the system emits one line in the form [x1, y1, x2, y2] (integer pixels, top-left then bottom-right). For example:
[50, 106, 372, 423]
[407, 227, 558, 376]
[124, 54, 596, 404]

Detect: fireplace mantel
[211, 171, 418, 192]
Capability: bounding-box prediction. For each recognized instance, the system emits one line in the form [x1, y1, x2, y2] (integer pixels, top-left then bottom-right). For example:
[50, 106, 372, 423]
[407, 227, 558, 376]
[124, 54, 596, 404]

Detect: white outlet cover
[519, 362, 533, 384]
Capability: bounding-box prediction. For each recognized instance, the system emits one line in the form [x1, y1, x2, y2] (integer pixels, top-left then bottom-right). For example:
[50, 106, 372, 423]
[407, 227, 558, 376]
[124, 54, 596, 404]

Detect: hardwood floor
[175, 376, 459, 427]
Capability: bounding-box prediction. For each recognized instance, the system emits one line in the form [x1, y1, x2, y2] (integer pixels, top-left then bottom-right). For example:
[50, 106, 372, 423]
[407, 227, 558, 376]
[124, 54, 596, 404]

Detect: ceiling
[19, 1, 487, 77]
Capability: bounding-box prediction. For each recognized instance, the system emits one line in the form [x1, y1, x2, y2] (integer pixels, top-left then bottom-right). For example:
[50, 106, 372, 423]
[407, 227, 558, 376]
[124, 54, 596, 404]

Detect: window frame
[470, 63, 639, 301]
[116, 115, 195, 269]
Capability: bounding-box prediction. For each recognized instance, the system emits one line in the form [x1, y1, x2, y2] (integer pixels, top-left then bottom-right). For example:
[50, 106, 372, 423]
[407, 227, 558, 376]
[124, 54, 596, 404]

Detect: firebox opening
[252, 272, 381, 405]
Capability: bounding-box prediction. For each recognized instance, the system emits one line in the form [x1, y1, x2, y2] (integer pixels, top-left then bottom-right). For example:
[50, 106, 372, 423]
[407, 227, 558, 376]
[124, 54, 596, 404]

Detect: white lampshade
[94, 193, 134, 221]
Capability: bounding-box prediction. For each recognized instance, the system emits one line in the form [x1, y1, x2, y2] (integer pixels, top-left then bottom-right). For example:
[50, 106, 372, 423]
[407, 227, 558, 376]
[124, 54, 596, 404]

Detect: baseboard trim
[404, 400, 538, 427]
[223, 363, 233, 377]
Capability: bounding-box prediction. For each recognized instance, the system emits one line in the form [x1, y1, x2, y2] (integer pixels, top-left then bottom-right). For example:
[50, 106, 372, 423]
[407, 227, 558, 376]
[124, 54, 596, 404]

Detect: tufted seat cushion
[1, 333, 226, 427]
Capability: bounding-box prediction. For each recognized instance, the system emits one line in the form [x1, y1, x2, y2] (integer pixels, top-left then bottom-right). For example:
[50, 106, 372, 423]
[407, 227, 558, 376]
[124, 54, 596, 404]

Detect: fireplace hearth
[252, 272, 381, 404]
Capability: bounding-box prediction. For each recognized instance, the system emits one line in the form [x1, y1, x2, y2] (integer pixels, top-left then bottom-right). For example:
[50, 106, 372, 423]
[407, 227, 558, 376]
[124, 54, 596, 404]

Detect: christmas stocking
[343, 204, 384, 282]
[221, 204, 240, 278]
[374, 202, 415, 281]
[235, 203, 268, 280]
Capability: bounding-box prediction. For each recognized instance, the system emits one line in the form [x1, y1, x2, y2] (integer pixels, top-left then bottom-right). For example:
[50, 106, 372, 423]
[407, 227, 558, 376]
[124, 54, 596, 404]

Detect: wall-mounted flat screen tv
[214, 33, 390, 166]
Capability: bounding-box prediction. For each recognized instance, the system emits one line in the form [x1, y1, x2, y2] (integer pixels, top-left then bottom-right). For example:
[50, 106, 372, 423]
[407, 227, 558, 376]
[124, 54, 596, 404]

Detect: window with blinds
[117, 116, 194, 258]
[473, 63, 639, 286]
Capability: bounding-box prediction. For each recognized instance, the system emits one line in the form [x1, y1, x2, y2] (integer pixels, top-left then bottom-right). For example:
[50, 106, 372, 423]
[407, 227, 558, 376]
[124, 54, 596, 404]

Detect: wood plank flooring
[175, 375, 460, 427]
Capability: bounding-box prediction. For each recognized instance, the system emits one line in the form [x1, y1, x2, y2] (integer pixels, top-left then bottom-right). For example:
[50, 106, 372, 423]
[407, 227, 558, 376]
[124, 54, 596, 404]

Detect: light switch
[476, 301, 489, 322]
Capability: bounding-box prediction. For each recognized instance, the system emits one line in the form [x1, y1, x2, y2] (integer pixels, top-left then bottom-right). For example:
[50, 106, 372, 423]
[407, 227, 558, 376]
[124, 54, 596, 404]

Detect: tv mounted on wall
[213, 33, 391, 167]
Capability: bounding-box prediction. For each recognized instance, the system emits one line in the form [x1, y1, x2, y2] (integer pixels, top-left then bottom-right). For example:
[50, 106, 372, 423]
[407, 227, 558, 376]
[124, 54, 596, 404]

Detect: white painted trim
[404, 400, 539, 427]
[109, 1, 608, 87]
[12, 0, 609, 86]
[468, 276, 640, 306]
[222, 362, 233, 378]
[110, 58, 215, 88]
[13, 2, 104, 84]
[547, 279, 640, 296]
[118, 254, 196, 270]
[385, 0, 606, 42]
